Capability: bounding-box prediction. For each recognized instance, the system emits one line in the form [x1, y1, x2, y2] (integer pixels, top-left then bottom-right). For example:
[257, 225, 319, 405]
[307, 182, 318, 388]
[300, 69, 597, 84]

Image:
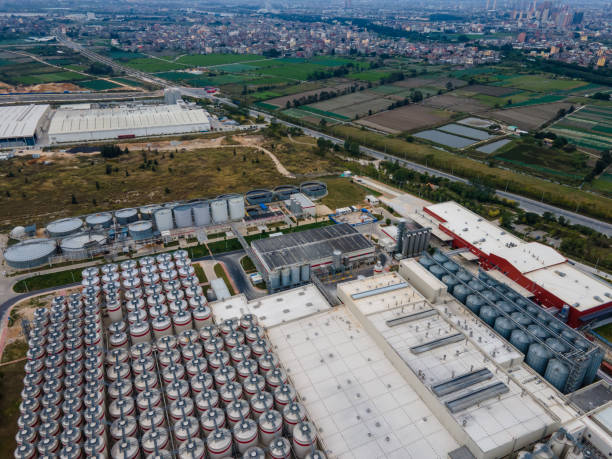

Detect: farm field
[308, 90, 391, 119]
[176, 53, 261, 67]
[124, 57, 186, 72]
[423, 92, 490, 113]
[263, 82, 354, 108]
[77, 79, 122, 91]
[355, 105, 453, 134]
[485, 102, 573, 130]
[589, 173, 612, 197]
[494, 141, 591, 183]
[497, 75, 588, 92]
[547, 105, 612, 151]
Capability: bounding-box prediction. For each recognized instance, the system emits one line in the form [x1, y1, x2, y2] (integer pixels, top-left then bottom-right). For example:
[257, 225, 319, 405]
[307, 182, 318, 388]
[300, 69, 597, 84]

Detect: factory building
[285, 193, 315, 218]
[250, 223, 376, 290]
[423, 201, 612, 327]
[48, 104, 211, 144]
[0, 104, 50, 147]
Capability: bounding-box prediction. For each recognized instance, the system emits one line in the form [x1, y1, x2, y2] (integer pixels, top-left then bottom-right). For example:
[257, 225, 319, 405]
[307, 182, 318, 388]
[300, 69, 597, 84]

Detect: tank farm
[420, 250, 604, 394]
[14, 249, 325, 459]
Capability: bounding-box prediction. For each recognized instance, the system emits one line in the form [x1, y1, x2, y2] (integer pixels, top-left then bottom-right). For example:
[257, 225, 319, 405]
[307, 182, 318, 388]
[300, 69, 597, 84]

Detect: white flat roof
[0, 104, 49, 140]
[48, 104, 210, 135]
[525, 265, 612, 311]
[409, 210, 454, 242]
[290, 192, 315, 208]
[210, 284, 330, 328]
[210, 278, 231, 301]
[426, 201, 612, 311]
[266, 306, 460, 458]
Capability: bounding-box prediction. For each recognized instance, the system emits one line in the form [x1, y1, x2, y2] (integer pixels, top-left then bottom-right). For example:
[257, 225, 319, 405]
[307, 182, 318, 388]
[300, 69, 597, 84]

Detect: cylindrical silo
[494, 316, 515, 340]
[154, 209, 174, 232]
[441, 275, 459, 291]
[544, 359, 570, 392]
[526, 343, 552, 376]
[465, 294, 483, 315]
[479, 305, 499, 327]
[85, 212, 113, 229]
[233, 419, 258, 454]
[528, 324, 550, 341]
[228, 196, 245, 221]
[291, 266, 301, 285]
[510, 329, 532, 354]
[207, 428, 232, 459]
[211, 199, 229, 224]
[269, 271, 281, 290]
[452, 285, 470, 304]
[192, 201, 211, 227]
[281, 268, 291, 287]
[4, 238, 57, 269]
[174, 204, 194, 228]
[46, 217, 83, 238]
[258, 410, 283, 445]
[293, 421, 317, 459]
[269, 438, 292, 459]
[140, 205, 161, 220]
[115, 208, 138, 225]
[428, 265, 445, 279]
[177, 438, 206, 459]
[128, 221, 154, 241]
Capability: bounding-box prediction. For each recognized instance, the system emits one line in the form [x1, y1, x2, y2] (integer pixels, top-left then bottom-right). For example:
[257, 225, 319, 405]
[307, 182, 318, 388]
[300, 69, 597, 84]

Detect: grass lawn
[589, 173, 612, 196]
[594, 323, 612, 342]
[194, 263, 208, 283]
[14, 71, 89, 85]
[13, 267, 82, 293]
[321, 177, 373, 209]
[1, 340, 27, 363]
[0, 361, 24, 457]
[214, 263, 236, 295]
[240, 256, 257, 274]
[499, 75, 587, 92]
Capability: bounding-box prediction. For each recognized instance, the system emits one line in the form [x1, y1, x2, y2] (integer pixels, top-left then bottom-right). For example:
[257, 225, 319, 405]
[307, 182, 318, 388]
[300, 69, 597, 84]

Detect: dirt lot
[265, 83, 353, 108]
[485, 102, 573, 130]
[0, 82, 83, 93]
[355, 105, 453, 134]
[459, 84, 516, 97]
[423, 92, 490, 113]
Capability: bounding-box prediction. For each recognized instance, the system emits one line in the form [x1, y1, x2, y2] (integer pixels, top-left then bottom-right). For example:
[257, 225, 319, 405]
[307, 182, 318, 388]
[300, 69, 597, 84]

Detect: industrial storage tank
[527, 324, 550, 340]
[494, 316, 516, 339]
[468, 279, 485, 292]
[428, 265, 445, 279]
[211, 199, 229, 224]
[60, 233, 106, 260]
[465, 294, 484, 315]
[419, 257, 435, 268]
[479, 305, 499, 327]
[456, 270, 472, 283]
[228, 196, 245, 221]
[526, 343, 552, 375]
[545, 338, 568, 354]
[139, 205, 161, 220]
[269, 271, 281, 290]
[115, 208, 139, 225]
[432, 252, 448, 263]
[246, 189, 274, 205]
[154, 209, 174, 232]
[452, 284, 469, 304]
[192, 201, 211, 227]
[441, 275, 459, 290]
[291, 266, 301, 285]
[496, 301, 515, 315]
[274, 185, 299, 201]
[4, 238, 57, 269]
[300, 181, 327, 199]
[281, 268, 291, 287]
[510, 329, 532, 354]
[300, 265, 310, 283]
[128, 221, 153, 241]
[511, 312, 532, 327]
[544, 359, 570, 392]
[443, 261, 459, 273]
[85, 212, 113, 229]
[174, 205, 193, 228]
[46, 217, 83, 238]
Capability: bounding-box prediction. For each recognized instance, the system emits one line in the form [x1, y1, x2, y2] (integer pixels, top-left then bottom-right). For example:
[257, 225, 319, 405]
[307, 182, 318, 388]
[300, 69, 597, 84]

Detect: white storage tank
[174, 204, 194, 228]
[258, 410, 283, 445]
[46, 217, 83, 238]
[154, 208, 174, 232]
[141, 427, 170, 455]
[177, 438, 206, 459]
[228, 196, 245, 221]
[85, 212, 113, 229]
[192, 201, 211, 227]
[210, 199, 229, 224]
[293, 421, 317, 459]
[140, 205, 161, 220]
[110, 437, 140, 459]
[233, 419, 258, 454]
[206, 428, 232, 459]
[115, 208, 139, 225]
[128, 221, 154, 241]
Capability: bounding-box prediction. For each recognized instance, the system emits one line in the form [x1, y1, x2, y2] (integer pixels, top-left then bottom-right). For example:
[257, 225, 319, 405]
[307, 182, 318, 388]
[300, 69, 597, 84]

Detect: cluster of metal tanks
[245, 183, 329, 206]
[268, 264, 311, 291]
[420, 251, 604, 394]
[15, 249, 325, 459]
[14, 288, 107, 458]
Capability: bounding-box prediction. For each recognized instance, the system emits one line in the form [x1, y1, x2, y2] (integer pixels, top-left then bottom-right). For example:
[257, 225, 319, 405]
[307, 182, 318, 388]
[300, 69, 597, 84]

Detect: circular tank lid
[115, 208, 137, 218]
[173, 204, 192, 211]
[128, 221, 153, 232]
[60, 233, 105, 250]
[46, 217, 83, 234]
[154, 208, 172, 216]
[4, 238, 56, 263]
[85, 212, 112, 225]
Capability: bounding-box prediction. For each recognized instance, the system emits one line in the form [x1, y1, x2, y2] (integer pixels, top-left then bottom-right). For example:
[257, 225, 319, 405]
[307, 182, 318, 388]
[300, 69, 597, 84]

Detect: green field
[124, 58, 185, 72]
[499, 75, 587, 92]
[590, 172, 612, 196]
[176, 53, 260, 67]
[548, 105, 612, 151]
[0, 362, 24, 458]
[78, 79, 121, 90]
[348, 70, 392, 82]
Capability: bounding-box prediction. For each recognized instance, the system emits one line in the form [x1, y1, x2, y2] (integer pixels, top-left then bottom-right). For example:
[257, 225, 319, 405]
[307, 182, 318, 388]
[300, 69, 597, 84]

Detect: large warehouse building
[47, 104, 211, 143]
[0, 104, 50, 147]
[424, 201, 612, 326]
[251, 223, 375, 290]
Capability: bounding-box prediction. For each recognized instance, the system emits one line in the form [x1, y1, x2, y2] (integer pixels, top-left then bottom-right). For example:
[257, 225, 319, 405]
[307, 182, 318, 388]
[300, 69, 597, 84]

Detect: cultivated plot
[355, 105, 452, 134]
[485, 102, 573, 131]
[547, 105, 612, 151]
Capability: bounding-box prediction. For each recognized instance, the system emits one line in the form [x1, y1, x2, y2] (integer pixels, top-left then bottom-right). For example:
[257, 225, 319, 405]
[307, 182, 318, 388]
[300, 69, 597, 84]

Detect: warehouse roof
[0, 104, 49, 140]
[48, 104, 210, 135]
[251, 223, 374, 271]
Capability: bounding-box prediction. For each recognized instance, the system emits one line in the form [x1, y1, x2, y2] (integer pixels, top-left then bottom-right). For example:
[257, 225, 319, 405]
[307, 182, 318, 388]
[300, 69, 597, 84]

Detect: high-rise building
[572, 11, 584, 25]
